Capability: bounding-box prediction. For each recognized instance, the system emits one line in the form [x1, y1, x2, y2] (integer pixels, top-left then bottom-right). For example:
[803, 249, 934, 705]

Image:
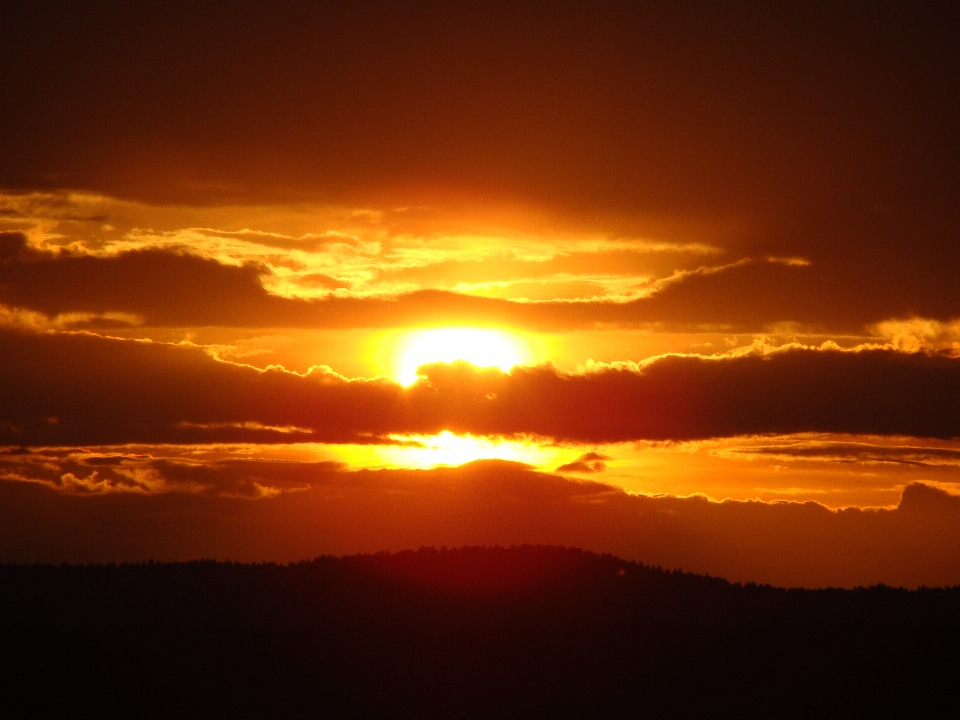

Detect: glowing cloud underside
[395, 327, 527, 386]
[375, 431, 559, 469]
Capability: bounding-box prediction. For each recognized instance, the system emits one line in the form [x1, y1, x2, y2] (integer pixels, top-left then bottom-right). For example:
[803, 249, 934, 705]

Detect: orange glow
[372, 431, 560, 469]
[393, 327, 529, 385]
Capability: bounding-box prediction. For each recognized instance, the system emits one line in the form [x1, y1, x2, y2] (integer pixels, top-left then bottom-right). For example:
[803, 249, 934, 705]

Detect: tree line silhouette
[3, 545, 959, 717]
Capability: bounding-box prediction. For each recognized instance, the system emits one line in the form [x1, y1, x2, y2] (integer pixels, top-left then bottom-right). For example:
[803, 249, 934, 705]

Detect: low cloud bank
[2, 456, 959, 589]
[1, 329, 959, 445]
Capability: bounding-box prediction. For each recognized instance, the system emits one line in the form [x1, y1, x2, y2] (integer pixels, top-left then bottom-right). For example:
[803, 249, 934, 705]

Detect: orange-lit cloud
[2, 456, 960, 588]
[2, 328, 959, 447]
[3, 238, 960, 335]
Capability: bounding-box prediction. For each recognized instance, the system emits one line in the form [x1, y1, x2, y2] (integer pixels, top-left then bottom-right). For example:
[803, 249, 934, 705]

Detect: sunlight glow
[394, 327, 528, 385]
[375, 431, 559, 468]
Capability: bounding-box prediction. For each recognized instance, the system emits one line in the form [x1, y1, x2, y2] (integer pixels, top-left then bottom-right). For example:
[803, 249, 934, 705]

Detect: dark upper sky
[3, 2, 958, 222]
[3, 2, 960, 329]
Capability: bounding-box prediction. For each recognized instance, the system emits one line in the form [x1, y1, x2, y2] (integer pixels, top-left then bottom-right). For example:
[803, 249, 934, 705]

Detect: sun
[394, 327, 527, 385]
[373, 431, 559, 468]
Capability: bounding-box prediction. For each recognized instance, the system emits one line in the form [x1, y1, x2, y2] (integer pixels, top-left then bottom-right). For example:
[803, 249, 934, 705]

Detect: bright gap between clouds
[394, 327, 529, 385]
[375, 431, 560, 469]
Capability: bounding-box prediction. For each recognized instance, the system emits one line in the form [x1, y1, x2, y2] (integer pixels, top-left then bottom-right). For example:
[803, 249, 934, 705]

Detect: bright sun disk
[395, 327, 527, 385]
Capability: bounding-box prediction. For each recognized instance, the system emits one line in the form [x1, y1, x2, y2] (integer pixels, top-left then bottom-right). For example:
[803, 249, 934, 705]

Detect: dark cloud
[626, 259, 960, 333]
[556, 452, 610, 473]
[0, 232, 48, 262]
[1, 328, 959, 446]
[0, 448, 344, 497]
[0, 328, 404, 445]
[2, 456, 960, 588]
[0, 247, 525, 329]
[2, 248, 958, 332]
[724, 439, 960, 468]
[402, 349, 960, 443]
[0, 248, 301, 327]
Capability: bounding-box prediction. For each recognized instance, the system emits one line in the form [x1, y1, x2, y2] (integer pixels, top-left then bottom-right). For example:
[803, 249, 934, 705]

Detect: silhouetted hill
[3, 546, 959, 718]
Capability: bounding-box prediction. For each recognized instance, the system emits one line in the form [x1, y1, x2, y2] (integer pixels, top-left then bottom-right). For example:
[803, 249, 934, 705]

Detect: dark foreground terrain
[3, 546, 959, 718]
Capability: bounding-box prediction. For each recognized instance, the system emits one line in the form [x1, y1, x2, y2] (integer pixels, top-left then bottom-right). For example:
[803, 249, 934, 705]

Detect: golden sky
[2, 3, 960, 586]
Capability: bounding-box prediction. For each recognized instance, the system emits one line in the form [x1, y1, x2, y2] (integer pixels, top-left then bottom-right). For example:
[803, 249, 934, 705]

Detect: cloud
[2, 456, 960, 588]
[0, 248, 304, 327]
[0, 448, 342, 498]
[400, 347, 960, 443]
[717, 437, 960, 468]
[373, 245, 722, 301]
[2, 328, 959, 446]
[3, 245, 960, 333]
[0, 328, 406, 446]
[556, 452, 610, 473]
[0, 231, 56, 263]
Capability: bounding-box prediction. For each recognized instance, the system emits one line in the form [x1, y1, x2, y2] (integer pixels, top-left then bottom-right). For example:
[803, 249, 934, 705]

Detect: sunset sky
[3, 2, 960, 587]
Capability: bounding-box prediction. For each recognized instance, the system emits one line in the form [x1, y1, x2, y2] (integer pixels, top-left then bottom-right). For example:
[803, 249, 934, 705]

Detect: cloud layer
[2, 238, 959, 333]
[2, 328, 959, 446]
[3, 456, 960, 588]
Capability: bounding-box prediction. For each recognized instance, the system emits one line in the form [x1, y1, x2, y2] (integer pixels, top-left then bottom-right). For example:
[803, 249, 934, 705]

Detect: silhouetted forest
[3, 545, 959, 718]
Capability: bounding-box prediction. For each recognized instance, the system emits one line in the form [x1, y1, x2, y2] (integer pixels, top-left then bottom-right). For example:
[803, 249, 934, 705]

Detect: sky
[2, 2, 960, 587]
